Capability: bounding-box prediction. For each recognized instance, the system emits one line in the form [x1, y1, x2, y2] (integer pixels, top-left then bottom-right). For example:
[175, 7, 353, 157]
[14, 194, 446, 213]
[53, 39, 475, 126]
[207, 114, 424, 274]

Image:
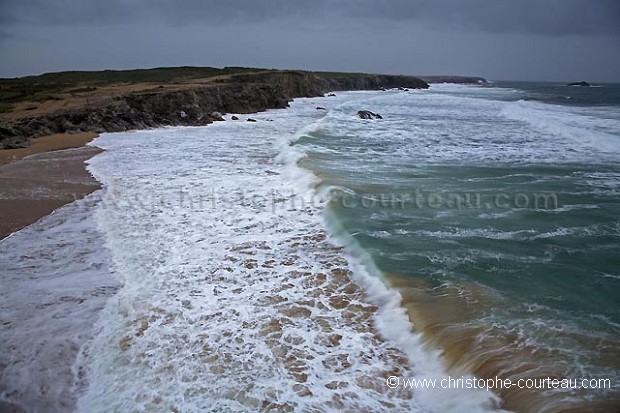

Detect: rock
[0, 136, 31, 149]
[0, 123, 17, 138]
[0, 124, 30, 149]
[210, 111, 225, 121]
[316, 106, 326, 110]
[568, 81, 591, 87]
[247, 118, 257, 122]
[0, 71, 429, 147]
[231, 115, 239, 120]
[357, 110, 383, 120]
[327, 93, 337, 97]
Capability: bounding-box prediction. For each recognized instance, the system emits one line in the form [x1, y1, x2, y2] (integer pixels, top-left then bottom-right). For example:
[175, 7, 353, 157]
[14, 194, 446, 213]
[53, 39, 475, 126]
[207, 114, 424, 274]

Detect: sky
[1, 0, 619, 82]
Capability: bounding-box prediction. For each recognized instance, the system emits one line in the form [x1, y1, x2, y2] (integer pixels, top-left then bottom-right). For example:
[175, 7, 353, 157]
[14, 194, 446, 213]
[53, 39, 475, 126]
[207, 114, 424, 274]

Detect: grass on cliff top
[0, 66, 263, 108]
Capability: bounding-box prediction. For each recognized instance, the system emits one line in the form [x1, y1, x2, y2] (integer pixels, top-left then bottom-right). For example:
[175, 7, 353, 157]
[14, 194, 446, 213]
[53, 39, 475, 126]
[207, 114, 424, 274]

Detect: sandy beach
[0, 132, 98, 166]
[0, 133, 101, 239]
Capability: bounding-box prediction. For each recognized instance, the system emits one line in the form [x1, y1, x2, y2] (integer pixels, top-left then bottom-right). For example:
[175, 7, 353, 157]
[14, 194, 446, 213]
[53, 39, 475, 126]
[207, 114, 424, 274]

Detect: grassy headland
[0, 67, 429, 149]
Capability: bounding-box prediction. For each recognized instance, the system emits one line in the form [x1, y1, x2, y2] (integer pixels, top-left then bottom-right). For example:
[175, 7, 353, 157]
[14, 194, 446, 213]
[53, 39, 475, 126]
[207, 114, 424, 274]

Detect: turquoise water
[294, 83, 620, 408]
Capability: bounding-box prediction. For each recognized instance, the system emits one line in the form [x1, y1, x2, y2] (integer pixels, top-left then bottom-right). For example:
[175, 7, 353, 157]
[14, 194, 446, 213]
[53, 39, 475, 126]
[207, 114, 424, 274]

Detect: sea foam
[0, 194, 120, 413]
[75, 94, 503, 412]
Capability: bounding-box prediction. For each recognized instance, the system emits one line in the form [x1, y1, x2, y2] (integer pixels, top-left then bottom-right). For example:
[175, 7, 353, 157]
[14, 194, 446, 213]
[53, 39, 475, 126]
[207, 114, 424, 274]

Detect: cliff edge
[0, 68, 428, 149]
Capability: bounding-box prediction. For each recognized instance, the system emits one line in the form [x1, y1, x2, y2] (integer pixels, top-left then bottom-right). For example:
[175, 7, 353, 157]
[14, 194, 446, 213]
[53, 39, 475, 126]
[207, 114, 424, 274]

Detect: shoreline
[62, 109, 429, 411]
[0, 132, 99, 166]
[0, 133, 102, 240]
[7, 86, 612, 410]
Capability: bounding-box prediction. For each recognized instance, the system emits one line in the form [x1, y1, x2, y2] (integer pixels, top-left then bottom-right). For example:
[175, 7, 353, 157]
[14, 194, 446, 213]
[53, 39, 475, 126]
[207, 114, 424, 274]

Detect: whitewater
[1, 93, 502, 413]
[2, 83, 619, 412]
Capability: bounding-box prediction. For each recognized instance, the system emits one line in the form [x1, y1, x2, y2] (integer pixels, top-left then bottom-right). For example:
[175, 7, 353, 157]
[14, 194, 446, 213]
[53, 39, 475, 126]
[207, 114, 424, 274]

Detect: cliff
[0, 68, 428, 149]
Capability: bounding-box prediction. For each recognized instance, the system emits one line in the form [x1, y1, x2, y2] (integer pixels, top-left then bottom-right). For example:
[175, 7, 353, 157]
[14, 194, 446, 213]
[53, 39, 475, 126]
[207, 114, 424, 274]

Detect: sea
[1, 81, 619, 413]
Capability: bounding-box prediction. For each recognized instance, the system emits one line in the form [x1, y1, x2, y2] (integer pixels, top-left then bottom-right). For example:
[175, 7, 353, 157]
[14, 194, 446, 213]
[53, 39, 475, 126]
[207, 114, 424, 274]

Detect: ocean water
[292, 83, 620, 411]
[74, 99, 502, 413]
[1, 82, 619, 413]
[0, 194, 120, 413]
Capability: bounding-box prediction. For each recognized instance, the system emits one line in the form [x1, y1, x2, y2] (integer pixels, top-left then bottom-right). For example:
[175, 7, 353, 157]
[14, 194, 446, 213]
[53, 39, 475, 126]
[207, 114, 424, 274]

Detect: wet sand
[0, 139, 102, 240]
[0, 132, 99, 166]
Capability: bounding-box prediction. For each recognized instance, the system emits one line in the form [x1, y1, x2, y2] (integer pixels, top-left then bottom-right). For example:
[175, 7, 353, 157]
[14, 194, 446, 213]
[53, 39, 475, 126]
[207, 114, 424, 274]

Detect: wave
[0, 193, 120, 413]
[319, 209, 506, 412]
[500, 99, 620, 157]
[279, 95, 505, 412]
[71, 95, 505, 413]
[286, 87, 620, 411]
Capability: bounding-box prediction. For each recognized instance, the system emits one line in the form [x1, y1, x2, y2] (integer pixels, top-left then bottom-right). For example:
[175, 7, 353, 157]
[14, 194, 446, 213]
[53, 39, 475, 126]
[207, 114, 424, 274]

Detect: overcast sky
[1, 0, 619, 81]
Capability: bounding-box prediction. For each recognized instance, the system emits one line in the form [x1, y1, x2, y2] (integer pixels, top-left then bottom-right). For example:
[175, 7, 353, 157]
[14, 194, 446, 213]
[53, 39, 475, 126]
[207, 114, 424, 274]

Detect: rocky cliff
[0, 70, 428, 149]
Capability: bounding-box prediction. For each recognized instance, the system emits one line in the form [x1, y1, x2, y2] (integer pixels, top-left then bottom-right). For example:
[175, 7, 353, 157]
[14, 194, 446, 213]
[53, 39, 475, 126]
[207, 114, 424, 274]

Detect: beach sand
[0, 133, 101, 240]
[0, 132, 99, 166]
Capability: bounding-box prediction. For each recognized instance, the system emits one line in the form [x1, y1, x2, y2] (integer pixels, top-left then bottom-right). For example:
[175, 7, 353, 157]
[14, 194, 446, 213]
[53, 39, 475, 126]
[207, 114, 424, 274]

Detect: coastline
[0, 132, 99, 166]
[0, 69, 429, 240]
[3, 85, 617, 411]
[69, 109, 429, 412]
[0, 133, 101, 240]
[0, 77, 521, 412]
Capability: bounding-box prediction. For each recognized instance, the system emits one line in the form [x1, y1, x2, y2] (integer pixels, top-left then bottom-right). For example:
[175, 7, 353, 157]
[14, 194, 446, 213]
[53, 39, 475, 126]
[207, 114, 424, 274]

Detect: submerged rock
[327, 93, 337, 97]
[357, 110, 383, 120]
[247, 118, 257, 122]
[231, 115, 239, 120]
[316, 106, 326, 110]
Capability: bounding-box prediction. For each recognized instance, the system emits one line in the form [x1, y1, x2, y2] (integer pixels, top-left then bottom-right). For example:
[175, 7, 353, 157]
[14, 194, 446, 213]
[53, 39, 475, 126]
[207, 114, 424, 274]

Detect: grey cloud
[1, 0, 619, 36]
[1, 0, 619, 81]
[0, 0, 330, 26]
[344, 0, 620, 36]
[0, 0, 139, 25]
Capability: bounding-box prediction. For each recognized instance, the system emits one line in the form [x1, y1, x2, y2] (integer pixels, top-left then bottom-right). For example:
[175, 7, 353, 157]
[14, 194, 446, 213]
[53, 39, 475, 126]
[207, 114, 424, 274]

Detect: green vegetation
[0, 66, 263, 107]
[0, 66, 428, 112]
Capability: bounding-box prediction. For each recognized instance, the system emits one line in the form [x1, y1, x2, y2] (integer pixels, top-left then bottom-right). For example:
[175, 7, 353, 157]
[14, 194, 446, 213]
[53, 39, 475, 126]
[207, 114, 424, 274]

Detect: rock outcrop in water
[0, 69, 428, 149]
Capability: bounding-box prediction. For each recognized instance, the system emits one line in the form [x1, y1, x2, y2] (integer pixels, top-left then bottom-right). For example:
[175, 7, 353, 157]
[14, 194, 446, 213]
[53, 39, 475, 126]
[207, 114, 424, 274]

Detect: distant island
[419, 75, 488, 84]
[567, 81, 591, 87]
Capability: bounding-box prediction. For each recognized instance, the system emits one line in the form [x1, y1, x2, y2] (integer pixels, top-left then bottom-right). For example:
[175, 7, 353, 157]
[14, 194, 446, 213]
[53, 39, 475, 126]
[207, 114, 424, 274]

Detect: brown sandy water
[306, 161, 620, 412]
[293, 86, 620, 412]
[385, 273, 620, 413]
